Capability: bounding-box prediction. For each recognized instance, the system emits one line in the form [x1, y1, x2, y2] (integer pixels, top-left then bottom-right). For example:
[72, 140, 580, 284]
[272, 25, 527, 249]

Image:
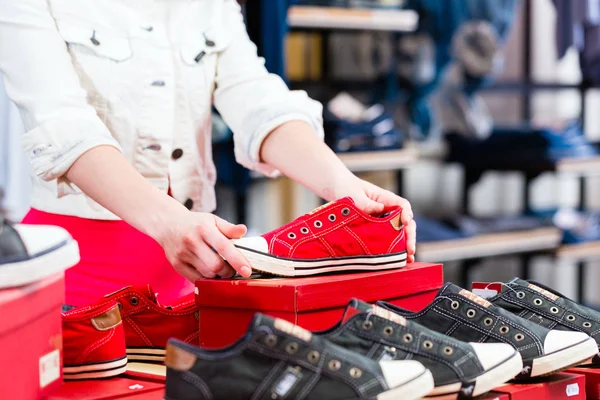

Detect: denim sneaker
[377, 283, 598, 379]
[488, 278, 600, 364]
[164, 313, 434, 400]
[0, 219, 80, 288]
[318, 299, 522, 398]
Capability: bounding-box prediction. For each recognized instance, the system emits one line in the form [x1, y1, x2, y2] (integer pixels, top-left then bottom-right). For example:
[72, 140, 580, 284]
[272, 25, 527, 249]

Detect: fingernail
[241, 266, 252, 277]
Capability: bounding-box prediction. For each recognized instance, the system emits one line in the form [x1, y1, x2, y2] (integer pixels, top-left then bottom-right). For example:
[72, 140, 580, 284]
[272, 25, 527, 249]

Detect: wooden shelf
[288, 6, 418, 32]
[416, 227, 562, 263]
[556, 241, 600, 261]
[338, 148, 419, 173]
[556, 156, 600, 176]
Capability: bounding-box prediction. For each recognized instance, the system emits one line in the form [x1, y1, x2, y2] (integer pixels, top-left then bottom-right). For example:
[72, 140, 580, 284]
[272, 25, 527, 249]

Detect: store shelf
[417, 227, 562, 263]
[338, 148, 418, 173]
[556, 156, 600, 176]
[556, 240, 600, 261]
[287, 6, 418, 32]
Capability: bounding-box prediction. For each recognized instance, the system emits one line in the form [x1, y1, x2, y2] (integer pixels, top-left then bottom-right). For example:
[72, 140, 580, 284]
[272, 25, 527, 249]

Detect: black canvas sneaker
[318, 299, 522, 398]
[0, 219, 80, 288]
[165, 313, 434, 400]
[488, 278, 600, 363]
[377, 283, 598, 379]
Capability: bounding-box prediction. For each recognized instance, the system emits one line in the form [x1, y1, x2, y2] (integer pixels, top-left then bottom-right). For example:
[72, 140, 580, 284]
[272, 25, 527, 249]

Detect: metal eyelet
[514, 333, 525, 342]
[567, 315, 576, 322]
[300, 227, 309, 234]
[328, 360, 341, 371]
[288, 232, 297, 239]
[451, 301, 460, 310]
[583, 322, 593, 328]
[130, 297, 139, 306]
[484, 317, 493, 326]
[423, 340, 434, 350]
[533, 298, 543, 306]
[403, 333, 413, 343]
[516, 291, 526, 299]
[383, 326, 394, 336]
[363, 320, 373, 330]
[341, 208, 351, 216]
[286, 342, 299, 354]
[443, 346, 454, 356]
[314, 220, 323, 228]
[499, 325, 510, 334]
[117, 302, 123, 311]
[466, 309, 476, 319]
[550, 307, 559, 314]
[328, 214, 336, 222]
[307, 350, 320, 363]
[349, 367, 362, 378]
[265, 335, 278, 347]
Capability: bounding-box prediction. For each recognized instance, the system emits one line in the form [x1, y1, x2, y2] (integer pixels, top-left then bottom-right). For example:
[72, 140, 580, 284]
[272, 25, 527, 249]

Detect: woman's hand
[328, 176, 416, 263]
[156, 211, 252, 281]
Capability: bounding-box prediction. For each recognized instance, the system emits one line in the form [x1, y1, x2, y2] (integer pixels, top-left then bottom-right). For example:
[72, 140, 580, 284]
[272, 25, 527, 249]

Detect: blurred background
[3, 0, 600, 304]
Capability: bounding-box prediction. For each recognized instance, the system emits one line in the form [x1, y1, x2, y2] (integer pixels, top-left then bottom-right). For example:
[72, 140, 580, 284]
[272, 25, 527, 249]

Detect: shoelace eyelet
[307, 350, 320, 363]
[288, 232, 296, 239]
[550, 307, 559, 314]
[483, 317, 493, 326]
[499, 325, 510, 334]
[265, 335, 277, 347]
[328, 214, 336, 222]
[567, 314, 576, 322]
[403, 333, 413, 343]
[300, 227, 309, 234]
[363, 320, 373, 330]
[583, 322, 592, 328]
[443, 346, 453, 355]
[423, 340, 433, 350]
[516, 291, 525, 299]
[383, 326, 394, 336]
[533, 298, 543, 306]
[341, 208, 351, 216]
[514, 333, 525, 341]
[314, 220, 323, 228]
[328, 360, 341, 371]
[466, 309, 476, 319]
[130, 297, 139, 306]
[286, 342, 299, 354]
[349, 367, 362, 378]
[450, 300, 460, 310]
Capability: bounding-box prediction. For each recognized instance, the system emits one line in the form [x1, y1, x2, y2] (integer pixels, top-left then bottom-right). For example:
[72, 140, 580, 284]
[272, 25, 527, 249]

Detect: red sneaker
[234, 197, 407, 276]
[101, 285, 199, 363]
[62, 301, 127, 380]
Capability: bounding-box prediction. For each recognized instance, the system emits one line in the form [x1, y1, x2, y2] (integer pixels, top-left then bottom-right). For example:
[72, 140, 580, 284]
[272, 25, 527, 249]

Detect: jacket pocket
[55, 21, 133, 62]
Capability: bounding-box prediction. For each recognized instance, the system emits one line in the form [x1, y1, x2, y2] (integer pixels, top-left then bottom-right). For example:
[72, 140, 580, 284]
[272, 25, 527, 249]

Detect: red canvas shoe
[233, 197, 407, 276]
[100, 285, 199, 363]
[62, 300, 127, 380]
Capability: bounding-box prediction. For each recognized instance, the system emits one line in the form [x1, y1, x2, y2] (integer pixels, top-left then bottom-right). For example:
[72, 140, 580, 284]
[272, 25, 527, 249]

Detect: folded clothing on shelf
[325, 92, 404, 153]
[550, 208, 600, 244]
[446, 121, 598, 170]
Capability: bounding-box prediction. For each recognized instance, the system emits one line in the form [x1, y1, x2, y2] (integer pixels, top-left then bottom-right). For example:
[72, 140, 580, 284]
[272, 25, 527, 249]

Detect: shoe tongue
[307, 197, 355, 216]
[341, 299, 407, 326]
[440, 283, 493, 308]
[251, 314, 313, 343]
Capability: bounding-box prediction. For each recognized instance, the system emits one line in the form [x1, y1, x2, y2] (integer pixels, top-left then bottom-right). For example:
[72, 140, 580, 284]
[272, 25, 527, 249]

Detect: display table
[195, 262, 444, 348]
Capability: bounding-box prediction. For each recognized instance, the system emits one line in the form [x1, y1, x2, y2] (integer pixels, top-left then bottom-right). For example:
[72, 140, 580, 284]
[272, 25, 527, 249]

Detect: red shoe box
[195, 262, 443, 348]
[494, 373, 585, 400]
[567, 367, 600, 399]
[47, 377, 164, 399]
[0, 273, 65, 399]
[425, 391, 509, 400]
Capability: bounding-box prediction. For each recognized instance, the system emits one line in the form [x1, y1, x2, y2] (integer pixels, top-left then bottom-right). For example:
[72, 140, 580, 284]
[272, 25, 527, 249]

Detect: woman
[0, 0, 416, 306]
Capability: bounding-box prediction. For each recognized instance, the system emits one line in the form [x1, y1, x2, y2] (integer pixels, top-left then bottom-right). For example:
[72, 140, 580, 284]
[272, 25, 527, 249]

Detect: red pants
[22, 209, 193, 306]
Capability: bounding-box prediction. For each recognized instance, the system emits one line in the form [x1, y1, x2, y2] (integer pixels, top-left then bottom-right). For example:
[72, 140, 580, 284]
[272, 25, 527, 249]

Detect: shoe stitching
[183, 330, 200, 343]
[385, 230, 406, 254]
[76, 327, 115, 364]
[182, 370, 213, 399]
[343, 226, 372, 255]
[96, 291, 197, 317]
[318, 236, 337, 257]
[295, 356, 323, 400]
[250, 361, 285, 400]
[366, 342, 380, 359]
[290, 215, 360, 257]
[445, 321, 461, 336]
[126, 319, 154, 347]
[63, 303, 118, 320]
[431, 305, 543, 355]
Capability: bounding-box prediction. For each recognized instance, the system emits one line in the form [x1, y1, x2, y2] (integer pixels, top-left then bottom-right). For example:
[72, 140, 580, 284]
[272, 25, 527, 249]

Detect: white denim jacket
[0, 0, 323, 220]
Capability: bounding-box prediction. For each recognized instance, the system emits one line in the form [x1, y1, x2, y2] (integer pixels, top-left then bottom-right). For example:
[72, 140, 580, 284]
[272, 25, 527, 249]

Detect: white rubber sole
[127, 347, 166, 363]
[236, 246, 407, 276]
[376, 369, 434, 400]
[0, 239, 80, 288]
[428, 351, 522, 398]
[530, 336, 598, 377]
[64, 356, 127, 380]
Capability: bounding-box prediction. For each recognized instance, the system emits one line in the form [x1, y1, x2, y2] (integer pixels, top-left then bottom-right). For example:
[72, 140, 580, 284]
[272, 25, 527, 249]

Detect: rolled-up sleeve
[213, 0, 324, 176]
[0, 0, 121, 185]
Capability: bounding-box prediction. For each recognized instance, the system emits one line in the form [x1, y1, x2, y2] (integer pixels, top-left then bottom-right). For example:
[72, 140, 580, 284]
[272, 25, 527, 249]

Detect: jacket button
[172, 149, 183, 160]
[184, 199, 194, 210]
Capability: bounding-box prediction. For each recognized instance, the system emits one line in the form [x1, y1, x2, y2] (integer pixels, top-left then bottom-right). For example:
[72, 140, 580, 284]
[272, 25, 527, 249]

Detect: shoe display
[101, 285, 199, 362]
[377, 283, 598, 379]
[488, 278, 600, 363]
[319, 299, 522, 397]
[0, 219, 80, 288]
[62, 300, 128, 380]
[165, 313, 434, 400]
[233, 197, 407, 276]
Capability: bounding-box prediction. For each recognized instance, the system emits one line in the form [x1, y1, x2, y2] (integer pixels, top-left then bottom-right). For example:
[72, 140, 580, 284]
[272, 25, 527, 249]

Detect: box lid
[195, 262, 443, 312]
[0, 272, 64, 336]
